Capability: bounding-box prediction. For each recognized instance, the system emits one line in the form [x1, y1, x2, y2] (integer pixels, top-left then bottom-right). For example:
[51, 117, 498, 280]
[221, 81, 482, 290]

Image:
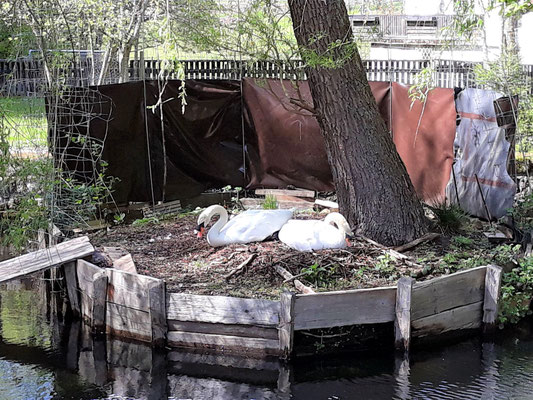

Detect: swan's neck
[207, 207, 229, 241]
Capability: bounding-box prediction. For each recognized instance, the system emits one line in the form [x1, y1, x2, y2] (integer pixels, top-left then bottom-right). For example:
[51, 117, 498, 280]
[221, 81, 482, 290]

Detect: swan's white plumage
[197, 205, 293, 247]
[278, 213, 352, 252]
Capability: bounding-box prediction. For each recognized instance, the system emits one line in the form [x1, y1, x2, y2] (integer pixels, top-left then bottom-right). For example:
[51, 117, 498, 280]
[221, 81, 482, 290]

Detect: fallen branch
[224, 254, 256, 281]
[356, 235, 423, 269]
[282, 271, 307, 283]
[274, 265, 315, 294]
[394, 232, 440, 253]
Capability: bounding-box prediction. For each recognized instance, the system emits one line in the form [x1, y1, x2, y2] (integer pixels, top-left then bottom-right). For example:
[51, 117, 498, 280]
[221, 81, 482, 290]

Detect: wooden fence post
[149, 280, 167, 347]
[395, 277, 414, 352]
[483, 265, 503, 334]
[139, 50, 145, 81]
[63, 261, 81, 318]
[279, 290, 295, 359]
[92, 271, 108, 335]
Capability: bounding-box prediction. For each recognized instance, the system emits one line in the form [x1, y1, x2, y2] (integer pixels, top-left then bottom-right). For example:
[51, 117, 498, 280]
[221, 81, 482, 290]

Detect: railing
[1, 57, 531, 96]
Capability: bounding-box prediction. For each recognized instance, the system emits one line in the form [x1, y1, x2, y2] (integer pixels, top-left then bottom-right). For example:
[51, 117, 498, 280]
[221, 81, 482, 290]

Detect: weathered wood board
[279, 291, 295, 357]
[105, 268, 166, 344]
[0, 236, 94, 283]
[240, 198, 314, 211]
[167, 320, 279, 340]
[106, 302, 152, 341]
[483, 265, 503, 328]
[166, 293, 280, 327]
[63, 261, 80, 317]
[77, 259, 107, 332]
[293, 286, 396, 331]
[395, 277, 414, 351]
[411, 266, 486, 321]
[412, 301, 484, 337]
[106, 268, 160, 311]
[167, 331, 280, 355]
[255, 188, 315, 198]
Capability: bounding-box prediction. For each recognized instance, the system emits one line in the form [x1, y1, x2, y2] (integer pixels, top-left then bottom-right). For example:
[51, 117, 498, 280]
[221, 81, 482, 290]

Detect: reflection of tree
[0, 281, 51, 348]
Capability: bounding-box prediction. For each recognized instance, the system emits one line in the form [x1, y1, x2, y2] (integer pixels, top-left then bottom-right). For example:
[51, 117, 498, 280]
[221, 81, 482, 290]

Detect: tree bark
[288, 0, 428, 246]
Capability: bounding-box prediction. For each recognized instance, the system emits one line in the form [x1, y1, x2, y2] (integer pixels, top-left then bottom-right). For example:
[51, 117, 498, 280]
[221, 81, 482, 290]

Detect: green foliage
[301, 39, 361, 70]
[441, 0, 484, 43]
[113, 213, 125, 225]
[132, 216, 159, 226]
[508, 193, 533, 229]
[490, 0, 533, 17]
[451, 235, 474, 248]
[428, 202, 468, 233]
[474, 48, 533, 146]
[301, 262, 337, 288]
[0, 22, 34, 58]
[374, 253, 397, 277]
[408, 66, 435, 105]
[0, 95, 117, 250]
[499, 256, 533, 324]
[262, 194, 278, 210]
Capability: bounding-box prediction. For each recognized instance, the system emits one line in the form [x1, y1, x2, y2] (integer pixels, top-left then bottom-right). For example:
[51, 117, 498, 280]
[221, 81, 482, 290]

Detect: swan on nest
[278, 212, 353, 252]
[195, 204, 293, 247]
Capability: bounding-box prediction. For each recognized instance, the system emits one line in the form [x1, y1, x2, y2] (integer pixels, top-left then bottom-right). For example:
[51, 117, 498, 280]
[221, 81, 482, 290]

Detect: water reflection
[1, 276, 533, 399]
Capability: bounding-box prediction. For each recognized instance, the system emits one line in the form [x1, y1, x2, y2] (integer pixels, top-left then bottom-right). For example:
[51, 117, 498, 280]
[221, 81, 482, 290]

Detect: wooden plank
[167, 331, 280, 355]
[240, 198, 314, 211]
[149, 280, 167, 346]
[483, 265, 503, 331]
[77, 259, 103, 297]
[113, 254, 137, 274]
[63, 261, 80, 317]
[105, 268, 160, 311]
[0, 236, 94, 283]
[411, 266, 487, 320]
[394, 277, 414, 351]
[106, 302, 152, 342]
[167, 320, 279, 340]
[77, 260, 105, 326]
[314, 199, 339, 210]
[293, 286, 397, 330]
[166, 293, 280, 327]
[412, 301, 483, 337]
[279, 291, 295, 358]
[92, 271, 108, 334]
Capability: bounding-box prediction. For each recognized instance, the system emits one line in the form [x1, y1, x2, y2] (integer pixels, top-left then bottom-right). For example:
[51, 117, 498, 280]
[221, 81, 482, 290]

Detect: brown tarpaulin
[53, 79, 456, 205]
[243, 78, 456, 202]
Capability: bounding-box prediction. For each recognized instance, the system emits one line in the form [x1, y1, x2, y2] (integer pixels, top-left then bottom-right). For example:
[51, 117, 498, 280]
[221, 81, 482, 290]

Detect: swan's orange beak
[345, 233, 354, 247]
[195, 224, 205, 239]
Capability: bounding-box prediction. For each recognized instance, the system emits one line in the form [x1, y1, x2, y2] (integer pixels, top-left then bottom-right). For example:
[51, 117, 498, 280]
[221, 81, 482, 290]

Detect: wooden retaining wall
[105, 268, 166, 346]
[166, 293, 281, 356]
[64, 260, 167, 345]
[61, 258, 503, 357]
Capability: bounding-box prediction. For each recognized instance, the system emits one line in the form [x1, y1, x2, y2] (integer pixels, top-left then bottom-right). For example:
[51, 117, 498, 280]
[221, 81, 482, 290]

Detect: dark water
[1, 277, 533, 400]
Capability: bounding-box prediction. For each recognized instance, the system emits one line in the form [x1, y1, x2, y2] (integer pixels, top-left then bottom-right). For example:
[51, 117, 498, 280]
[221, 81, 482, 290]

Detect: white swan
[196, 205, 293, 247]
[278, 212, 353, 252]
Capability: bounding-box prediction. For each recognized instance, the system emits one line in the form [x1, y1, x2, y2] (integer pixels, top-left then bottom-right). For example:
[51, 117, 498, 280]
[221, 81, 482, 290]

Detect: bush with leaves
[499, 256, 533, 325]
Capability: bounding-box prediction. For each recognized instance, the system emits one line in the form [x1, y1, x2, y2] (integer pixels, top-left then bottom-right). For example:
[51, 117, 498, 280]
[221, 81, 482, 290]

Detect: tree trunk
[118, 44, 130, 83]
[288, 0, 428, 246]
